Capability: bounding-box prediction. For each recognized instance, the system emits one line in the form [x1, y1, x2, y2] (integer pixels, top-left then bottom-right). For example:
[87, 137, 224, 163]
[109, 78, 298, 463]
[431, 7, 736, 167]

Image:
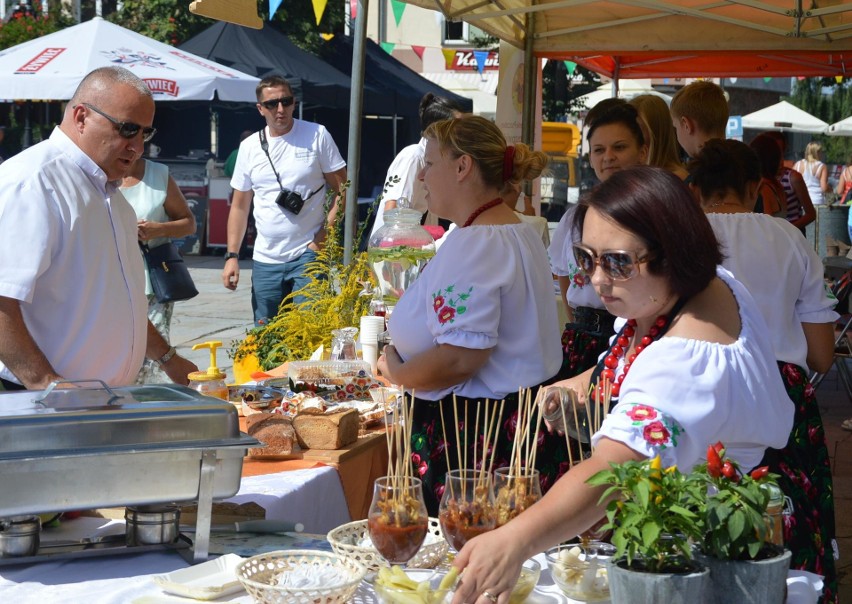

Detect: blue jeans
[251, 249, 317, 326]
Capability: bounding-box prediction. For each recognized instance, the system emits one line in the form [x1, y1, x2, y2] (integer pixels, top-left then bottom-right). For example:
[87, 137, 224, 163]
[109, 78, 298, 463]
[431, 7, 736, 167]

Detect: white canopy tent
[741, 101, 828, 133]
[0, 17, 259, 102]
[575, 80, 672, 111]
[828, 115, 852, 136]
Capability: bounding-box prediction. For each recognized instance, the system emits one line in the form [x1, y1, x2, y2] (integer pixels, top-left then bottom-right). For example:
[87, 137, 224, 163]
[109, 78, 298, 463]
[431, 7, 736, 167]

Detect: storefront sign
[450, 50, 499, 71]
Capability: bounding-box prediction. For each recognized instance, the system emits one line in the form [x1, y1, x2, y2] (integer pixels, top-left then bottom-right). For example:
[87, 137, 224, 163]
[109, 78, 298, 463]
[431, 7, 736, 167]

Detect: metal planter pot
[606, 557, 710, 604]
[696, 548, 792, 604]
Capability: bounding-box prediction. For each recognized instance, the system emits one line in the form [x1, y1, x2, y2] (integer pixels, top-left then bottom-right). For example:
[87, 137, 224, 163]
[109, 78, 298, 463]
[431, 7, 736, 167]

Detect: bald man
[0, 66, 197, 390]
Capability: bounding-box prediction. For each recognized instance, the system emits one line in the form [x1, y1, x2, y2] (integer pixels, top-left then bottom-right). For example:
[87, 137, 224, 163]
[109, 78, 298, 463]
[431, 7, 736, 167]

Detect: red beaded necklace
[461, 197, 503, 227]
[595, 314, 670, 400]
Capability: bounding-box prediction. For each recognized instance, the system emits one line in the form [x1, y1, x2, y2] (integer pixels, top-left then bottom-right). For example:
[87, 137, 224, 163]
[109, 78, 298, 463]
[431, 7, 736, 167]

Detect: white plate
[152, 553, 245, 600]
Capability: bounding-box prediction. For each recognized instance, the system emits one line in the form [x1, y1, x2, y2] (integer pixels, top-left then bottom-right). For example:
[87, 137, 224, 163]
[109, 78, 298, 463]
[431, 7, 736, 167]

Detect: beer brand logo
[451, 50, 499, 71]
[15, 48, 66, 74]
[100, 48, 174, 70]
[144, 78, 179, 97]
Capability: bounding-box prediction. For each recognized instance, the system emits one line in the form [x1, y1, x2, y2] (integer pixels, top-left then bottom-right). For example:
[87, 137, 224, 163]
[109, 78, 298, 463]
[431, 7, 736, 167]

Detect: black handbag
[140, 242, 199, 303]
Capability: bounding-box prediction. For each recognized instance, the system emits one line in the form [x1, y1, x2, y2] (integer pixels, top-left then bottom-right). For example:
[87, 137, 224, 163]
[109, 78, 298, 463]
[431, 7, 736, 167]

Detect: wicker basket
[236, 550, 366, 604]
[326, 517, 448, 572]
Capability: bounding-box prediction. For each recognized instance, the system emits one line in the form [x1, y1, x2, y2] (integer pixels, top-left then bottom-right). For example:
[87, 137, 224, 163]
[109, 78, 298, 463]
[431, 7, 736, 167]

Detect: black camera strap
[258, 128, 324, 201]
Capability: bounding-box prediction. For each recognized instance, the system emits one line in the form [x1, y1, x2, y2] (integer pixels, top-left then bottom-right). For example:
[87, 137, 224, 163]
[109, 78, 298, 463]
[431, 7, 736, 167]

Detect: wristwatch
[224, 252, 239, 261]
[154, 346, 177, 367]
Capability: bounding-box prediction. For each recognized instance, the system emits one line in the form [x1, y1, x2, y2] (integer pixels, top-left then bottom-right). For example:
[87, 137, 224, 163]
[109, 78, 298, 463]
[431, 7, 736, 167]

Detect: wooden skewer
[439, 398, 455, 499]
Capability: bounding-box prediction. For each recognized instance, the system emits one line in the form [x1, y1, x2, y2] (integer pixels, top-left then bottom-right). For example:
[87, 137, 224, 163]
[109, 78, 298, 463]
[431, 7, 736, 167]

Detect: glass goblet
[438, 468, 497, 552]
[367, 476, 429, 565]
[493, 466, 542, 527]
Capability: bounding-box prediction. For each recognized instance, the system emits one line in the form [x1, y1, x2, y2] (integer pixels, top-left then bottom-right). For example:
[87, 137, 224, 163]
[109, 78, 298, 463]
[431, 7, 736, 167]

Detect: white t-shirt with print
[548, 205, 607, 310]
[231, 121, 346, 264]
[389, 223, 562, 400]
[370, 138, 435, 239]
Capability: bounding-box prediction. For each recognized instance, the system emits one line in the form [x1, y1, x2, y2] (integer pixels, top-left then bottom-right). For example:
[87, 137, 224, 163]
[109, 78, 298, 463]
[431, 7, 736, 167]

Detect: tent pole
[344, 0, 369, 265]
[521, 19, 535, 149]
[23, 101, 32, 150]
[393, 115, 398, 155]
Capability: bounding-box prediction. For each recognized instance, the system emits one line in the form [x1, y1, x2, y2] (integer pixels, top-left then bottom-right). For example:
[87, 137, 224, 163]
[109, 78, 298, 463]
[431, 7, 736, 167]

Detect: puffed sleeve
[548, 206, 575, 276]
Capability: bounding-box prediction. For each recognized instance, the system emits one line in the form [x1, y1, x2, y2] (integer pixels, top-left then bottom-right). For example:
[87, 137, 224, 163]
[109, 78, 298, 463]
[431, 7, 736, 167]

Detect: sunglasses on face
[572, 243, 653, 280]
[260, 96, 295, 110]
[80, 103, 156, 142]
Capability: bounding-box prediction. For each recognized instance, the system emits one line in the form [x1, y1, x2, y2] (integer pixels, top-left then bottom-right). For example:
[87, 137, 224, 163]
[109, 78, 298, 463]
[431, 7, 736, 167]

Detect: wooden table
[238, 418, 389, 521]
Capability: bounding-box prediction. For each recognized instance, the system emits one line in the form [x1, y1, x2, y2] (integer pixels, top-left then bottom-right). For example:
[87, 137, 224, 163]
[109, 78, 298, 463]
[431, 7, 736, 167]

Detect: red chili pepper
[750, 466, 769, 480]
[707, 445, 722, 477]
[712, 441, 725, 454]
[721, 461, 738, 481]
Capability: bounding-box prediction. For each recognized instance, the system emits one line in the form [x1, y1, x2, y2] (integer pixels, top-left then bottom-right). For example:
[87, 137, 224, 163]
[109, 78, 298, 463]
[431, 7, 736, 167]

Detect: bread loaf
[293, 408, 360, 450]
[246, 413, 299, 457]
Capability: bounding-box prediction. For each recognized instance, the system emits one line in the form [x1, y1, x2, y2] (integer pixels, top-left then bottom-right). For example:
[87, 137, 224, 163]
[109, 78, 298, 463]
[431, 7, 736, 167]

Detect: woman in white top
[377, 115, 563, 514]
[690, 139, 838, 604]
[549, 101, 648, 378]
[794, 141, 830, 205]
[120, 157, 195, 383]
[451, 166, 793, 604]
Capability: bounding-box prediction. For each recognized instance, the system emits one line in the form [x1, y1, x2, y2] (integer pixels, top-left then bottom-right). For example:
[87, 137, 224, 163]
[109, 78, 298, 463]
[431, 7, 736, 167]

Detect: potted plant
[691, 442, 792, 604]
[587, 456, 710, 603]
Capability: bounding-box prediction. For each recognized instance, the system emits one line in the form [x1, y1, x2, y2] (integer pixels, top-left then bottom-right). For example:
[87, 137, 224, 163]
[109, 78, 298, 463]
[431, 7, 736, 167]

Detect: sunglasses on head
[260, 96, 295, 110]
[80, 103, 156, 143]
[572, 243, 653, 281]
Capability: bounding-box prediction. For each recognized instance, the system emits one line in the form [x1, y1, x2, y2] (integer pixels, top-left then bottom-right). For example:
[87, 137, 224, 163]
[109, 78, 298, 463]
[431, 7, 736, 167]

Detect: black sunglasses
[260, 96, 295, 110]
[572, 243, 653, 281]
[80, 103, 156, 142]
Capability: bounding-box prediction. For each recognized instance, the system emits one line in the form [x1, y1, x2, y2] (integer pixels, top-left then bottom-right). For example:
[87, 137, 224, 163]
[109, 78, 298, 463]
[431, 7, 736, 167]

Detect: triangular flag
[390, 0, 406, 26]
[411, 45, 425, 60]
[797, 76, 806, 81]
[381, 42, 395, 55]
[269, 0, 283, 19]
[311, 0, 328, 25]
[350, 0, 357, 19]
[320, 33, 335, 41]
[729, 77, 738, 84]
[563, 61, 576, 76]
[442, 48, 456, 70]
[763, 76, 772, 82]
[836, 75, 844, 84]
[473, 50, 488, 75]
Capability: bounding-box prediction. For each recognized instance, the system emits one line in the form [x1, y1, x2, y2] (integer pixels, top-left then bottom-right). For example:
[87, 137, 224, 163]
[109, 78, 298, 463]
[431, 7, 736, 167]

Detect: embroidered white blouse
[389, 223, 562, 400]
[707, 213, 838, 370]
[592, 268, 794, 473]
[549, 206, 607, 310]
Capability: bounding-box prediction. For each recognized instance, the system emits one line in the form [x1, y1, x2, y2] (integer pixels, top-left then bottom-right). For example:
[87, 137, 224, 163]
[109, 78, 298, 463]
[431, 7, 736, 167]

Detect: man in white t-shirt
[222, 75, 347, 325]
[0, 66, 197, 390]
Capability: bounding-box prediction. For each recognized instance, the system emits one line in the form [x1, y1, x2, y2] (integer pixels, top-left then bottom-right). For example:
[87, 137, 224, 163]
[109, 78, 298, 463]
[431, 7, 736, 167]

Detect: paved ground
[174, 253, 852, 598]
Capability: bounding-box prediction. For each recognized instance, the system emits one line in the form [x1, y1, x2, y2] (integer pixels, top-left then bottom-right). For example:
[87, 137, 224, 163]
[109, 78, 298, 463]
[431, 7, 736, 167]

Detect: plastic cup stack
[360, 316, 385, 375]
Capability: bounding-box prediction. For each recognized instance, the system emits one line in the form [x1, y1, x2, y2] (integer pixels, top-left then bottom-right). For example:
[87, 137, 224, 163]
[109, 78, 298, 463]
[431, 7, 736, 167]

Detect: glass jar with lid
[367, 197, 436, 305]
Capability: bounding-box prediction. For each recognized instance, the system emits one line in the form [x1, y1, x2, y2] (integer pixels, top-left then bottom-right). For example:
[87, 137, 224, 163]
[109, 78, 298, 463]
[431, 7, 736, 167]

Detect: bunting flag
[797, 76, 806, 81]
[473, 50, 489, 75]
[411, 45, 425, 60]
[381, 41, 395, 54]
[563, 60, 576, 76]
[442, 48, 456, 69]
[269, 0, 283, 20]
[391, 0, 407, 26]
[350, 0, 357, 20]
[320, 33, 335, 41]
[729, 77, 738, 84]
[837, 75, 844, 84]
[311, 0, 328, 25]
[763, 76, 772, 82]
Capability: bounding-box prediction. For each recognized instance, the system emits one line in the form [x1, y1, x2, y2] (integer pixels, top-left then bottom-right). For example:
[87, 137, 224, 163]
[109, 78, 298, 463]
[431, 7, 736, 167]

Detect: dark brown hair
[573, 166, 721, 300]
[688, 139, 760, 201]
[586, 102, 645, 147]
[256, 75, 293, 102]
[749, 133, 783, 179]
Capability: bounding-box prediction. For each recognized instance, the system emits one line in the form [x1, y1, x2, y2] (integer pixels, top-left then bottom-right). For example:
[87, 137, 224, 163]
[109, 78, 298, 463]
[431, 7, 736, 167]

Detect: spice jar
[762, 483, 786, 547]
[188, 341, 228, 400]
[367, 198, 435, 305]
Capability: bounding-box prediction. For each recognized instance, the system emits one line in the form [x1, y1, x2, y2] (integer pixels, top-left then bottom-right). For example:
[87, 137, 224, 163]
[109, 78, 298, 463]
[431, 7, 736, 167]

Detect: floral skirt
[409, 389, 572, 516]
[135, 294, 174, 385]
[555, 322, 614, 382]
[759, 362, 837, 604]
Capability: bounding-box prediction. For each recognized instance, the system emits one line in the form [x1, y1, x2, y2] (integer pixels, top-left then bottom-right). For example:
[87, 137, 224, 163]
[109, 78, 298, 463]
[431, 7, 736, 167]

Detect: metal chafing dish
[0, 381, 259, 564]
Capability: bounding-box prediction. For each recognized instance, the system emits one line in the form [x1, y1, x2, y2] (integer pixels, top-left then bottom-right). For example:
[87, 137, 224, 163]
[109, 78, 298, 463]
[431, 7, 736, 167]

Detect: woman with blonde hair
[377, 115, 565, 513]
[629, 94, 688, 179]
[794, 141, 830, 205]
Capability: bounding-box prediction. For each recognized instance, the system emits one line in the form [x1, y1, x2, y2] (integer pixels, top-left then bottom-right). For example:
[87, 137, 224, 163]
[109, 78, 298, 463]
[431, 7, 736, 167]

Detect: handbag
[139, 242, 199, 303]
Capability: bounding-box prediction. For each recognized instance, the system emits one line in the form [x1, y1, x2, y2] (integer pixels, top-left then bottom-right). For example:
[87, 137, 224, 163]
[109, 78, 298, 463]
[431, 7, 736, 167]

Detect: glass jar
[762, 483, 786, 547]
[330, 327, 358, 360]
[188, 372, 228, 400]
[367, 205, 435, 305]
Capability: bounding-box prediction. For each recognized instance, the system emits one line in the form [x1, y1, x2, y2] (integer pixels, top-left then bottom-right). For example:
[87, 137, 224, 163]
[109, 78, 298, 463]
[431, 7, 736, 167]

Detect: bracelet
[153, 346, 177, 367]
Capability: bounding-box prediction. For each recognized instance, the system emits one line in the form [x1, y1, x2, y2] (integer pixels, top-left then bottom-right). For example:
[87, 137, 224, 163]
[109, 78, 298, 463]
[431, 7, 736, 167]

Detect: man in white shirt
[222, 75, 347, 325]
[0, 66, 197, 390]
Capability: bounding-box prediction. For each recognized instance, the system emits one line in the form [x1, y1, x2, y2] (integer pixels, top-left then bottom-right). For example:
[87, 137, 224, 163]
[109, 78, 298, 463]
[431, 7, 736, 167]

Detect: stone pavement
[172, 254, 852, 599]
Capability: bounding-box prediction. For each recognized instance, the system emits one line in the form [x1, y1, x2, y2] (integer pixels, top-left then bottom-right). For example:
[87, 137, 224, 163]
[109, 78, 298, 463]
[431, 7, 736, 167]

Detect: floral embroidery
[568, 264, 590, 289]
[432, 284, 473, 324]
[619, 403, 682, 450]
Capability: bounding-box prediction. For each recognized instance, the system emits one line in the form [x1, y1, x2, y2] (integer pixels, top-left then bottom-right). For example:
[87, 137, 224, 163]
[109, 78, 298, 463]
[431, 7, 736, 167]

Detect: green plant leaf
[728, 512, 746, 541]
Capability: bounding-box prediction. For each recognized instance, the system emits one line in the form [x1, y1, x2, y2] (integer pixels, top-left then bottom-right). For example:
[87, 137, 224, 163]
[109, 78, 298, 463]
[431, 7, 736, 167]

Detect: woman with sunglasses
[690, 139, 838, 604]
[549, 102, 648, 379]
[377, 115, 565, 515]
[450, 166, 793, 604]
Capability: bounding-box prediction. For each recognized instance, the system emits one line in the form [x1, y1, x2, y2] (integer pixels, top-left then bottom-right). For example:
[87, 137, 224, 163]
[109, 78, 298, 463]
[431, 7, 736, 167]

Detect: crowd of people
[0, 67, 844, 604]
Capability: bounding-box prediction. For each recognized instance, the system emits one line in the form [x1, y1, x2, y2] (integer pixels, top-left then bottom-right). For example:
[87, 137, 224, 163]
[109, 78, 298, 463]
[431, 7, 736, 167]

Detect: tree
[787, 78, 852, 165]
[0, 2, 74, 50]
[105, 0, 210, 46]
[542, 60, 600, 121]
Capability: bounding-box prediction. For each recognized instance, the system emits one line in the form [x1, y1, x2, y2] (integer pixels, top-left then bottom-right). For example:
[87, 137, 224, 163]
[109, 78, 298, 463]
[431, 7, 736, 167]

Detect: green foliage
[542, 61, 600, 121]
[106, 0, 210, 45]
[587, 456, 704, 573]
[266, 0, 345, 54]
[786, 78, 852, 164]
[0, 3, 73, 50]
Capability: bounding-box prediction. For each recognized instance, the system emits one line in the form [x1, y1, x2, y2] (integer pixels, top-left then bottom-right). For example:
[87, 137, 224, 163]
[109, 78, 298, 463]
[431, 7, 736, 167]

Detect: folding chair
[810, 262, 852, 401]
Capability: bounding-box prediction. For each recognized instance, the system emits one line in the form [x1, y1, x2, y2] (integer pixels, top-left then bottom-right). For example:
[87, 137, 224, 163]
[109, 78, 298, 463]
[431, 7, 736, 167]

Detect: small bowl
[0, 516, 40, 557]
[545, 542, 616, 602]
[373, 568, 453, 604]
[509, 557, 541, 604]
